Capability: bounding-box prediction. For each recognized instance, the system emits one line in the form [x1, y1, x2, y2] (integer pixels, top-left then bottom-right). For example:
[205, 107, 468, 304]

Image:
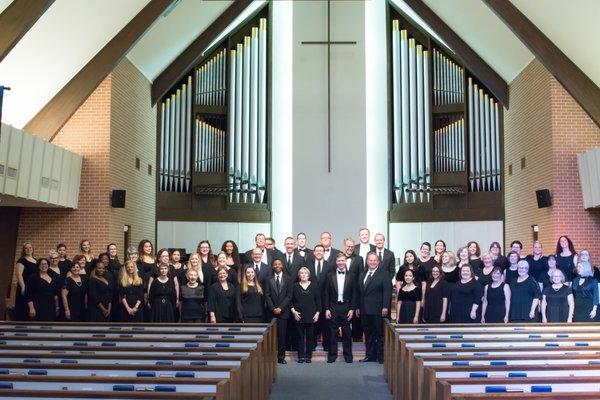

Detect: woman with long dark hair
[395, 250, 426, 294]
[433, 240, 446, 265]
[556, 235, 577, 282]
[396, 270, 421, 324]
[222, 240, 241, 273]
[26, 258, 60, 321]
[489, 241, 509, 270]
[467, 241, 483, 271]
[13, 242, 37, 321]
[137, 239, 156, 281]
[422, 266, 448, 323]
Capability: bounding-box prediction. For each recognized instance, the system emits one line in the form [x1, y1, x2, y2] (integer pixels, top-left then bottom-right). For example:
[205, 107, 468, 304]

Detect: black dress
[484, 283, 507, 323]
[469, 258, 484, 273]
[476, 268, 494, 288]
[25, 274, 59, 321]
[149, 277, 177, 323]
[236, 285, 265, 323]
[88, 277, 114, 322]
[543, 284, 571, 322]
[504, 267, 519, 285]
[63, 276, 87, 322]
[395, 265, 427, 286]
[419, 258, 437, 281]
[448, 279, 483, 323]
[14, 257, 38, 321]
[208, 282, 236, 323]
[556, 254, 576, 281]
[509, 276, 542, 322]
[572, 277, 599, 322]
[137, 260, 156, 284]
[422, 280, 448, 323]
[442, 266, 459, 284]
[291, 282, 321, 360]
[58, 259, 73, 276]
[493, 255, 509, 270]
[180, 284, 206, 322]
[525, 255, 548, 282]
[397, 285, 422, 324]
[119, 283, 145, 322]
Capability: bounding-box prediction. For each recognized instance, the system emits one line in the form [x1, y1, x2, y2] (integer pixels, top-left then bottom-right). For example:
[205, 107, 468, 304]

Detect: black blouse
[291, 282, 321, 323]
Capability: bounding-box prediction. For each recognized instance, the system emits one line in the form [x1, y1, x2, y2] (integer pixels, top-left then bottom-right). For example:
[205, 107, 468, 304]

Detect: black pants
[313, 313, 330, 351]
[296, 322, 315, 360]
[276, 317, 288, 360]
[243, 316, 265, 323]
[329, 305, 353, 361]
[351, 314, 363, 341]
[362, 313, 384, 361]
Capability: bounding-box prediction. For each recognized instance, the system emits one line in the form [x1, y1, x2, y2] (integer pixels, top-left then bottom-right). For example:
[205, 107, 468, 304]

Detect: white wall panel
[58, 150, 72, 206]
[39, 144, 54, 203]
[16, 132, 33, 198]
[49, 146, 63, 204]
[28, 136, 45, 201]
[4, 126, 22, 195]
[0, 124, 10, 190]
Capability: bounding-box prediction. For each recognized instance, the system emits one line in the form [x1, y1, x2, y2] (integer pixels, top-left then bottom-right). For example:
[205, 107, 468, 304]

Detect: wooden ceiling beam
[482, 0, 600, 128]
[151, 0, 253, 105]
[401, 0, 509, 108]
[0, 0, 55, 62]
[24, 0, 173, 140]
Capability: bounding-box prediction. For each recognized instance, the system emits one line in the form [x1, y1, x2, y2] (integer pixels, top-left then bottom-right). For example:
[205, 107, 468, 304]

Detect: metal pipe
[258, 17, 267, 203]
[185, 76, 192, 192]
[468, 78, 474, 190]
[478, 88, 485, 191]
[423, 49, 431, 202]
[392, 20, 402, 203]
[160, 101, 166, 191]
[400, 30, 410, 203]
[234, 43, 243, 202]
[472, 84, 480, 191]
[416, 44, 424, 202]
[249, 27, 259, 203]
[241, 36, 251, 202]
[484, 93, 491, 191]
[409, 38, 418, 203]
[228, 49, 236, 201]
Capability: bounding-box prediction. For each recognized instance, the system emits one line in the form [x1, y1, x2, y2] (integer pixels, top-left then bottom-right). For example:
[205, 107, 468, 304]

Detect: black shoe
[377, 359, 384, 364]
[327, 358, 336, 363]
[359, 357, 375, 362]
[297, 358, 305, 363]
[305, 358, 312, 363]
[278, 359, 287, 364]
[345, 358, 353, 363]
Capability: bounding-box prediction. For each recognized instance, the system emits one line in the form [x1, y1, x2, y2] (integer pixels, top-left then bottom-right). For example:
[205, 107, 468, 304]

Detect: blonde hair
[442, 251, 457, 267]
[241, 266, 263, 294]
[298, 266, 311, 278]
[120, 260, 142, 287]
[186, 252, 203, 283]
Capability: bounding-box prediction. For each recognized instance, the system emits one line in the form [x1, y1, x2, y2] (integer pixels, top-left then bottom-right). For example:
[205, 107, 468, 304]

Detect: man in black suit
[358, 252, 392, 364]
[265, 259, 293, 364]
[325, 253, 358, 363]
[244, 233, 274, 266]
[374, 233, 396, 281]
[243, 248, 271, 286]
[343, 238, 365, 342]
[295, 232, 312, 259]
[320, 231, 341, 264]
[265, 237, 286, 263]
[282, 236, 305, 280]
[355, 227, 376, 268]
[309, 244, 334, 351]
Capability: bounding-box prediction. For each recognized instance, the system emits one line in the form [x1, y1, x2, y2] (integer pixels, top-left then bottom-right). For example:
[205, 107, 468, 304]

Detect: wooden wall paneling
[0, 206, 21, 320]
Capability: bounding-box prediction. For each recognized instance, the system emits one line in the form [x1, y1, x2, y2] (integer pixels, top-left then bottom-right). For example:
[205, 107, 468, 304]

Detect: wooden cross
[301, 0, 356, 173]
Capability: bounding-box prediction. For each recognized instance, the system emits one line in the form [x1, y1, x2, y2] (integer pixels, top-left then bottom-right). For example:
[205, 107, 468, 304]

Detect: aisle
[268, 344, 393, 400]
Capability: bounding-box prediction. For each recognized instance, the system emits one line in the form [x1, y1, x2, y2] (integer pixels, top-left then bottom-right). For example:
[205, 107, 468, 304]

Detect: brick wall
[505, 58, 600, 258]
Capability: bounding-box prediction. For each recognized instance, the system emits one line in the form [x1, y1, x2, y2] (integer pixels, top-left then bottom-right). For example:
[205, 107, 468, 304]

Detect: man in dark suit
[358, 252, 392, 363]
[308, 244, 334, 352]
[295, 232, 312, 259]
[282, 236, 305, 280]
[355, 228, 376, 268]
[374, 233, 396, 281]
[244, 233, 274, 266]
[320, 231, 341, 264]
[265, 259, 292, 364]
[265, 237, 286, 262]
[342, 238, 365, 342]
[324, 253, 358, 363]
[243, 247, 271, 286]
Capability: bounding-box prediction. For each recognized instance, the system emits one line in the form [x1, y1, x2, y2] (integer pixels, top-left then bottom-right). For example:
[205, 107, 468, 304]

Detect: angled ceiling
[0, 0, 13, 14]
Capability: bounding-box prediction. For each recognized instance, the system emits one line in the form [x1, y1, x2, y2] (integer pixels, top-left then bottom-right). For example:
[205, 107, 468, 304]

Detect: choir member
[555, 235, 577, 282]
[88, 261, 114, 322]
[236, 266, 265, 323]
[282, 236, 305, 279]
[418, 242, 436, 281]
[358, 252, 392, 364]
[342, 239, 364, 280]
[572, 261, 599, 322]
[137, 239, 156, 281]
[170, 249, 186, 284]
[308, 244, 333, 352]
[578, 250, 599, 281]
[180, 269, 206, 323]
[356, 228, 375, 267]
[395, 270, 421, 324]
[61, 262, 87, 322]
[79, 239, 94, 271]
[26, 258, 60, 321]
[183, 252, 204, 285]
[510, 240, 524, 259]
[539, 254, 559, 290]
[481, 266, 510, 323]
[244, 247, 271, 287]
[118, 260, 144, 322]
[503, 251, 520, 285]
[467, 241, 483, 271]
[525, 241, 548, 283]
[489, 241, 509, 270]
[291, 267, 321, 363]
[48, 250, 63, 279]
[509, 260, 542, 322]
[214, 251, 238, 286]
[265, 237, 285, 262]
[448, 265, 482, 323]
[107, 243, 121, 275]
[456, 246, 470, 269]
[126, 245, 138, 263]
[541, 270, 574, 323]
[208, 267, 237, 323]
[395, 250, 426, 294]
[374, 233, 396, 282]
[148, 263, 178, 323]
[324, 253, 358, 363]
[198, 240, 217, 283]
[433, 240, 446, 265]
[56, 243, 72, 275]
[422, 266, 448, 323]
[320, 231, 340, 264]
[440, 251, 459, 283]
[295, 232, 312, 259]
[265, 259, 293, 364]
[221, 240, 241, 273]
[71, 254, 88, 277]
[476, 252, 494, 287]
[244, 234, 273, 266]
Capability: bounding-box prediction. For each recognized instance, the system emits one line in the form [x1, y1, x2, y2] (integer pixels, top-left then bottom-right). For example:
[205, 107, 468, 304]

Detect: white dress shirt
[336, 270, 346, 302]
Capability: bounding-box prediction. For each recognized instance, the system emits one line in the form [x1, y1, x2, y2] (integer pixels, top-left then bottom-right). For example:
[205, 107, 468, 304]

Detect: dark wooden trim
[151, 0, 254, 105]
[0, 0, 54, 62]
[0, 206, 21, 320]
[24, 0, 173, 140]
[399, 0, 509, 108]
[482, 0, 600, 128]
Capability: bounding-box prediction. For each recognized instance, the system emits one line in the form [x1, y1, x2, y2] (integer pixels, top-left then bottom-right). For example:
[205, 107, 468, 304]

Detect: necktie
[287, 255, 291, 266]
[378, 251, 383, 262]
[255, 263, 259, 272]
[365, 271, 373, 286]
[337, 271, 345, 275]
[276, 275, 281, 293]
[317, 261, 322, 278]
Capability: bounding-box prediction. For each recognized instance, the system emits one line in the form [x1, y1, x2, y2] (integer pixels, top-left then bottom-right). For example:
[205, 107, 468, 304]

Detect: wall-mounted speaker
[111, 190, 126, 208]
[536, 189, 551, 208]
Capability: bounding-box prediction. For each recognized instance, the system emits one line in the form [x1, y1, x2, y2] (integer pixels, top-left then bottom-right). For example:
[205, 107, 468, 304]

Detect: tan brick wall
[505, 58, 600, 258]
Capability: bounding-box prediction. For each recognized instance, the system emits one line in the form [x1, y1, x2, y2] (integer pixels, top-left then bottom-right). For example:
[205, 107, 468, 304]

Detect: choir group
[11, 229, 600, 365]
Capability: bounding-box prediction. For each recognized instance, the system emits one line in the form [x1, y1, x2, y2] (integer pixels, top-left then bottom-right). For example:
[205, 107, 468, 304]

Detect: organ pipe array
[195, 119, 225, 173]
[433, 49, 464, 105]
[435, 118, 465, 172]
[159, 76, 192, 192]
[468, 77, 501, 192]
[227, 18, 267, 204]
[195, 49, 227, 107]
[391, 20, 431, 204]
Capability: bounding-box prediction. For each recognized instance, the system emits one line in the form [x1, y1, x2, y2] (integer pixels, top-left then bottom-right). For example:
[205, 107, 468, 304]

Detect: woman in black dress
[88, 261, 114, 322]
[448, 265, 482, 323]
[180, 269, 206, 323]
[555, 235, 577, 282]
[26, 258, 60, 321]
[395, 250, 426, 295]
[440, 251, 459, 284]
[481, 267, 510, 323]
[61, 262, 87, 321]
[433, 240, 446, 265]
[198, 240, 216, 271]
[56, 243, 72, 275]
[214, 252, 238, 286]
[48, 250, 64, 279]
[422, 266, 448, 323]
[467, 241, 484, 272]
[119, 260, 145, 322]
[525, 241, 547, 283]
[222, 240, 242, 274]
[418, 242, 436, 282]
[137, 239, 156, 282]
[503, 251, 520, 285]
[291, 267, 321, 363]
[79, 239, 94, 273]
[396, 270, 421, 324]
[107, 243, 122, 276]
[170, 249, 186, 283]
[148, 263, 178, 322]
[542, 269, 574, 323]
[71, 255, 88, 277]
[510, 240, 524, 259]
[236, 266, 265, 323]
[476, 253, 495, 287]
[489, 241, 509, 270]
[13, 242, 38, 321]
[509, 260, 542, 322]
[456, 246, 471, 270]
[208, 267, 237, 323]
[571, 261, 599, 322]
[539, 254, 559, 291]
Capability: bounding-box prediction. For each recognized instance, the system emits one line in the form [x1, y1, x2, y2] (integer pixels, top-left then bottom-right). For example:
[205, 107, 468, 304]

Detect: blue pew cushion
[185, 343, 199, 348]
[424, 335, 437, 339]
[222, 335, 235, 339]
[469, 372, 488, 378]
[101, 342, 116, 347]
[508, 372, 527, 377]
[432, 343, 446, 348]
[485, 386, 507, 393]
[0, 369, 8, 374]
[228, 327, 241, 331]
[155, 385, 177, 392]
[450, 335, 463, 339]
[576, 342, 589, 347]
[216, 343, 230, 348]
[474, 352, 488, 356]
[137, 372, 156, 377]
[23, 359, 40, 363]
[28, 369, 47, 375]
[490, 361, 507, 366]
[120, 334, 133, 338]
[452, 361, 469, 366]
[196, 335, 209, 338]
[73, 342, 88, 346]
[191, 361, 208, 366]
[175, 372, 195, 378]
[531, 385, 552, 392]
[0, 383, 13, 389]
[461, 343, 475, 348]
[207, 327, 218, 331]
[528, 334, 541, 338]
[92, 334, 106, 337]
[113, 384, 135, 391]
[156, 361, 173, 366]
[60, 359, 78, 364]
